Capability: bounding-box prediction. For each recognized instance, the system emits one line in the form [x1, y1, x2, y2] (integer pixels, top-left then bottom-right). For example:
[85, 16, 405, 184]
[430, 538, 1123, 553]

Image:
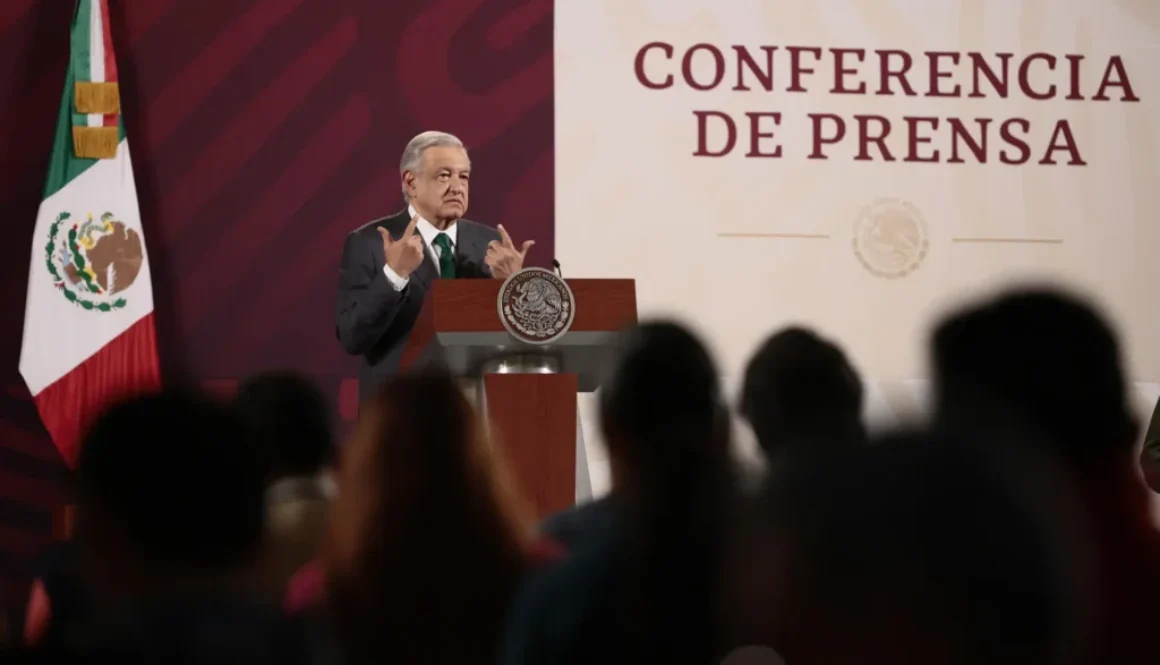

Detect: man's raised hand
[486, 224, 535, 280]
[381, 214, 425, 279]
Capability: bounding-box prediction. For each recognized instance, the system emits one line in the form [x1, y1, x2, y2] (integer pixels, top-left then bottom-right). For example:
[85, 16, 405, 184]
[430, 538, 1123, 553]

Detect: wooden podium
[399, 278, 636, 519]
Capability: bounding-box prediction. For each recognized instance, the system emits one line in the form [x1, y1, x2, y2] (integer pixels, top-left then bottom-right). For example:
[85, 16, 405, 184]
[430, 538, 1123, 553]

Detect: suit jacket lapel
[412, 241, 439, 287]
[456, 222, 492, 278]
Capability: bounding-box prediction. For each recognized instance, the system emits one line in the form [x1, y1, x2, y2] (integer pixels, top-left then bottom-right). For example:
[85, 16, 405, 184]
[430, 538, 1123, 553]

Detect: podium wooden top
[428, 278, 636, 333]
[401, 278, 637, 390]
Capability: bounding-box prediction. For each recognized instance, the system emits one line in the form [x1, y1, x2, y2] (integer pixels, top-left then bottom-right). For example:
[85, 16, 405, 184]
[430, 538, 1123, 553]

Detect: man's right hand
[380, 214, 424, 278]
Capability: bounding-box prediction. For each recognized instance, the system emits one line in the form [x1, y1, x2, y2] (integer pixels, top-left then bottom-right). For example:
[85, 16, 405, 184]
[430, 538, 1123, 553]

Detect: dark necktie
[433, 232, 456, 278]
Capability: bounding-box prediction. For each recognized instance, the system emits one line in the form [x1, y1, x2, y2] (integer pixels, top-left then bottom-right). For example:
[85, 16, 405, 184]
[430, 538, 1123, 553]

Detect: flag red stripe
[99, 0, 118, 82]
[31, 314, 161, 466]
[100, 0, 119, 128]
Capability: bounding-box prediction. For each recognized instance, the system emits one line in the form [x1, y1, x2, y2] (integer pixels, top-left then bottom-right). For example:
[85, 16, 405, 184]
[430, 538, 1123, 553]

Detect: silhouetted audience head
[232, 372, 333, 480]
[740, 326, 865, 459]
[600, 321, 729, 492]
[595, 321, 733, 662]
[932, 288, 1137, 462]
[324, 371, 529, 664]
[74, 390, 265, 594]
[737, 431, 1077, 665]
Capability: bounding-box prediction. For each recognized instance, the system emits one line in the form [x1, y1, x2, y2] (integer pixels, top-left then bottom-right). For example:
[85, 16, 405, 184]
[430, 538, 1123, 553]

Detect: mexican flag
[19, 0, 160, 466]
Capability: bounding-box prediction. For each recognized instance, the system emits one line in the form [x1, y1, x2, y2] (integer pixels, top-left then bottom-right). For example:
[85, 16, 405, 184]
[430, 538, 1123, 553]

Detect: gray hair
[399, 130, 468, 202]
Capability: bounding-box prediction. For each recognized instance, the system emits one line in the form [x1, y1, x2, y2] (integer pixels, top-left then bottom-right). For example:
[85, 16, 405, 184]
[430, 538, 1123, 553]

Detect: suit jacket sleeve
[335, 231, 408, 355]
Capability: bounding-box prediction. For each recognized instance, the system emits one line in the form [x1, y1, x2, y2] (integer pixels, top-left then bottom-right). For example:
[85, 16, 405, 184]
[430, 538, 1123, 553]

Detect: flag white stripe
[87, 0, 105, 128]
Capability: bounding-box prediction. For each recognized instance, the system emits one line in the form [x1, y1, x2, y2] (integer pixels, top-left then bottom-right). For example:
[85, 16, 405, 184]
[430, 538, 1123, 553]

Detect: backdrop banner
[555, 0, 1160, 388]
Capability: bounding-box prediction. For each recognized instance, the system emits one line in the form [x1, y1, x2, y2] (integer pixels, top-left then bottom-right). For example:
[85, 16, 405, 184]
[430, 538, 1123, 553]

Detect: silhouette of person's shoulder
[538, 496, 620, 553]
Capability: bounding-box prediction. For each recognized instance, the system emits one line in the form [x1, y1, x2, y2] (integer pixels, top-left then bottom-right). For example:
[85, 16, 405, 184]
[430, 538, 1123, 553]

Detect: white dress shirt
[382, 204, 458, 290]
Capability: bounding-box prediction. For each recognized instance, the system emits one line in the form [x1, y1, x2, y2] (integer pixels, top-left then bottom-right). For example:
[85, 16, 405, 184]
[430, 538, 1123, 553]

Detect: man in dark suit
[335, 131, 535, 402]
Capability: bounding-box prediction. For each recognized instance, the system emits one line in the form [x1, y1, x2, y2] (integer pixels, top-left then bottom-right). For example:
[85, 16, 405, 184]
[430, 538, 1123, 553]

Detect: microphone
[552, 259, 563, 278]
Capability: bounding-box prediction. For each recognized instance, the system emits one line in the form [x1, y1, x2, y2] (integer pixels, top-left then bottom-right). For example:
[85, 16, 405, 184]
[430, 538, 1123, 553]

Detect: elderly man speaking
[335, 131, 536, 403]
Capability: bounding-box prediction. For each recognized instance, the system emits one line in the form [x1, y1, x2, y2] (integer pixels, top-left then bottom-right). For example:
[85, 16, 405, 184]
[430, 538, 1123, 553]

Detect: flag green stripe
[44, 54, 95, 197]
[70, 0, 92, 128]
[43, 0, 124, 199]
[72, 0, 93, 79]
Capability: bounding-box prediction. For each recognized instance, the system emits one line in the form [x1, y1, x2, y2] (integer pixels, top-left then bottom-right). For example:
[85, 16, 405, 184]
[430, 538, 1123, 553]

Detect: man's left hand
[486, 225, 535, 280]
